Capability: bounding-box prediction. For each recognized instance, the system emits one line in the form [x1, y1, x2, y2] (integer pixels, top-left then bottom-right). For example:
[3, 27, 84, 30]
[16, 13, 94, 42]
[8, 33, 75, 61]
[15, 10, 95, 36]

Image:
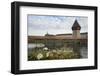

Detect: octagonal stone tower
[72, 20, 81, 38]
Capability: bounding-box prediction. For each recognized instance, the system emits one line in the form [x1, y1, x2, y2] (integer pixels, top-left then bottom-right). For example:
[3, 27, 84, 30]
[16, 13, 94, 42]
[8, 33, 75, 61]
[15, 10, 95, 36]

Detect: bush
[28, 48, 80, 61]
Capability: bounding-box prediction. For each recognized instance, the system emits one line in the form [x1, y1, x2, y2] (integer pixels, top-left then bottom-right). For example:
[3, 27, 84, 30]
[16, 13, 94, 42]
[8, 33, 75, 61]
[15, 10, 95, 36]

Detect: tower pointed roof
[72, 20, 81, 30]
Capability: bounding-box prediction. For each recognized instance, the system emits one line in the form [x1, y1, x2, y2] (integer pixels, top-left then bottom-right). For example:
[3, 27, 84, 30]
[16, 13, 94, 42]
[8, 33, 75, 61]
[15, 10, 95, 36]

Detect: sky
[27, 15, 88, 36]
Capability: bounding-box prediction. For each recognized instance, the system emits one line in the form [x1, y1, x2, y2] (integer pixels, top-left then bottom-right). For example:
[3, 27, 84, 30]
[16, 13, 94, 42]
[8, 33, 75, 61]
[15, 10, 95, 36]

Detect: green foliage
[28, 47, 80, 61]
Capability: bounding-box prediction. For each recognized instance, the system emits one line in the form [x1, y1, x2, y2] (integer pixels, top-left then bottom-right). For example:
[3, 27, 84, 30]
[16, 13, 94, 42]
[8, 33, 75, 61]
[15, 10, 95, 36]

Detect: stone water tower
[72, 20, 81, 38]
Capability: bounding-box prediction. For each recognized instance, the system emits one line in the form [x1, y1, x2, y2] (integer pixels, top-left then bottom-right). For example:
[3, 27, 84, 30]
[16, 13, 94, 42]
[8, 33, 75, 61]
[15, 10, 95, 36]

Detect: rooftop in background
[28, 32, 88, 40]
[56, 32, 87, 36]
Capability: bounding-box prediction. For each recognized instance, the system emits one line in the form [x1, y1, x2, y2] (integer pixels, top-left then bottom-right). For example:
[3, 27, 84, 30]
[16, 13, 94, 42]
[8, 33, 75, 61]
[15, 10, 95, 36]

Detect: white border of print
[20, 6, 94, 70]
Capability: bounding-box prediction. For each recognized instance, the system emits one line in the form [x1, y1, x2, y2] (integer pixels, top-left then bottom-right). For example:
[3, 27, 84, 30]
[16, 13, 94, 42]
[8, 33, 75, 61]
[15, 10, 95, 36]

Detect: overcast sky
[28, 15, 88, 36]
